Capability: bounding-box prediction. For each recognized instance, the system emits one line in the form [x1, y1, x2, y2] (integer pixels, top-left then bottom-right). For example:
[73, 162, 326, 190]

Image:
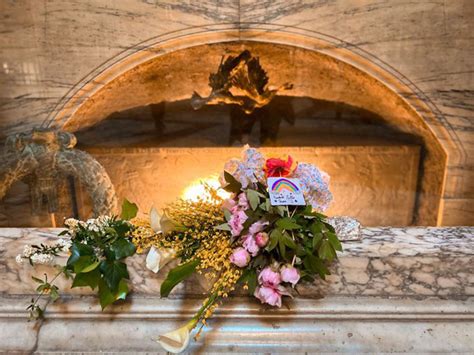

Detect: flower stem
[192, 291, 218, 325]
[29, 267, 64, 318]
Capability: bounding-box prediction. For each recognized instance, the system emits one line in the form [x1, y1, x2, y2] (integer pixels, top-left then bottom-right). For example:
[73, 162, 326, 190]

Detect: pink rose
[249, 220, 269, 235]
[238, 193, 249, 209]
[222, 197, 236, 211]
[254, 285, 282, 307]
[258, 267, 281, 287]
[242, 234, 259, 256]
[255, 232, 269, 247]
[280, 265, 300, 286]
[229, 247, 250, 268]
[229, 210, 248, 237]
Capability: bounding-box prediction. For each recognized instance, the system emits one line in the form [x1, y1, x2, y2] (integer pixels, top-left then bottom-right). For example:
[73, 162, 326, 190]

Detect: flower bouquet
[17, 146, 343, 353]
[136, 146, 342, 353]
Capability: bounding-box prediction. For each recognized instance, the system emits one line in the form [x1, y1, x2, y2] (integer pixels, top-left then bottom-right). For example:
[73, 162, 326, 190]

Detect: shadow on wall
[0, 96, 424, 227]
[74, 96, 423, 148]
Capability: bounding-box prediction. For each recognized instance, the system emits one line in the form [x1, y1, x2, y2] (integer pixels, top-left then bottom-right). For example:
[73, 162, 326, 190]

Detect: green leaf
[251, 254, 267, 268]
[214, 223, 231, 231]
[49, 286, 59, 302]
[98, 278, 128, 310]
[160, 259, 200, 297]
[310, 222, 323, 235]
[304, 254, 329, 279]
[104, 226, 118, 237]
[281, 232, 297, 249]
[266, 229, 281, 252]
[246, 189, 260, 211]
[110, 238, 136, 260]
[238, 269, 257, 295]
[120, 199, 138, 220]
[276, 217, 301, 230]
[98, 279, 114, 309]
[327, 232, 342, 252]
[312, 233, 323, 251]
[318, 240, 336, 262]
[72, 268, 101, 290]
[279, 238, 286, 259]
[67, 243, 94, 267]
[74, 255, 100, 274]
[100, 260, 129, 292]
[113, 220, 132, 238]
[31, 276, 44, 284]
[324, 222, 336, 233]
[265, 198, 271, 211]
[274, 206, 286, 217]
[302, 206, 326, 219]
[223, 171, 242, 194]
[224, 209, 232, 221]
[115, 278, 129, 301]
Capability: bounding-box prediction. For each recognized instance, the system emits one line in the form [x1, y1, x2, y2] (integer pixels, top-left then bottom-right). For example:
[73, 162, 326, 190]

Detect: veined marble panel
[1, 227, 472, 298]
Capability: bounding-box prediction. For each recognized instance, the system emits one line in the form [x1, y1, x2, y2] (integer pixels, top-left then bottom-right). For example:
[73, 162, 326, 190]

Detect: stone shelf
[0, 226, 473, 352]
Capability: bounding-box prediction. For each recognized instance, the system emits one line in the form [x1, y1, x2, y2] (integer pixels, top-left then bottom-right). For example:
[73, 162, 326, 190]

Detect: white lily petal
[157, 321, 195, 353]
[150, 207, 162, 233]
[146, 246, 176, 274]
[146, 246, 161, 273]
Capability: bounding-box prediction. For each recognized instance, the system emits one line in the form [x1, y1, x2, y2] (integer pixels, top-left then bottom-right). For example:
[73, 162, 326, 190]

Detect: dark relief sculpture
[191, 50, 293, 114]
[0, 128, 117, 217]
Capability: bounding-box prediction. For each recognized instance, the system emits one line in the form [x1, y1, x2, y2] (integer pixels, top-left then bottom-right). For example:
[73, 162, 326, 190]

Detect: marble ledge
[0, 226, 473, 353]
[0, 226, 473, 299]
[0, 295, 473, 353]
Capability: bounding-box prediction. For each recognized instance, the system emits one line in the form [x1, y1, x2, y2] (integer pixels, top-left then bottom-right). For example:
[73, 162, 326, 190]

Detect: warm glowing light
[181, 176, 231, 203]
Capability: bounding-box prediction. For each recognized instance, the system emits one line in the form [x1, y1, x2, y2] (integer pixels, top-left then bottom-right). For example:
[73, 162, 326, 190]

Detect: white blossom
[220, 145, 265, 188]
[57, 238, 72, 251]
[64, 218, 79, 229]
[15, 254, 24, 264]
[22, 245, 34, 258]
[292, 162, 333, 212]
[30, 253, 55, 265]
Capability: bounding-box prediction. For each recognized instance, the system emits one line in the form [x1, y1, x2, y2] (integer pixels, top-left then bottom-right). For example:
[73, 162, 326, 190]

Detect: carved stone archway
[47, 26, 455, 225]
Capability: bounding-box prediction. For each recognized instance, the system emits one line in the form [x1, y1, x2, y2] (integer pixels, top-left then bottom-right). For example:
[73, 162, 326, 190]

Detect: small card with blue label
[267, 177, 306, 206]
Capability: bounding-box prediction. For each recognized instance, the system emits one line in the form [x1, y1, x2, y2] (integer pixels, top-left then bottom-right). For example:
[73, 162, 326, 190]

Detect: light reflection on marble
[1, 227, 473, 299]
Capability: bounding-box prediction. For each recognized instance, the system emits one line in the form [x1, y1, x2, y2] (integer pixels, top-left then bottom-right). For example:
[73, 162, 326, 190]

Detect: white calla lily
[150, 207, 162, 233]
[145, 246, 176, 273]
[157, 319, 197, 353]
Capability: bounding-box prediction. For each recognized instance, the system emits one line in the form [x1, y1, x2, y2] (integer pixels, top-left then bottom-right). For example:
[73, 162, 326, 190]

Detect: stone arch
[48, 25, 457, 225]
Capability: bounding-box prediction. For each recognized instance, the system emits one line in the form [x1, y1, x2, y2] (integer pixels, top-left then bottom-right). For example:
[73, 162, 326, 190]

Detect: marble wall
[0, 1, 472, 225]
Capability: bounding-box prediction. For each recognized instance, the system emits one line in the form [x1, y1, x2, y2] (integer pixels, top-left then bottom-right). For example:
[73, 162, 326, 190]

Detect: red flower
[264, 156, 295, 177]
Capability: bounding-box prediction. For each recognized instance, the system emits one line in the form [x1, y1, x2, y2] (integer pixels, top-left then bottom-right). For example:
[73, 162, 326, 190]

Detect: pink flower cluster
[226, 193, 270, 267]
[254, 265, 300, 307]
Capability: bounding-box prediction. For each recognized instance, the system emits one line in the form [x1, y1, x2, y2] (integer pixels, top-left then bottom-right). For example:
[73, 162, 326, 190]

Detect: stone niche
[0, 41, 446, 227]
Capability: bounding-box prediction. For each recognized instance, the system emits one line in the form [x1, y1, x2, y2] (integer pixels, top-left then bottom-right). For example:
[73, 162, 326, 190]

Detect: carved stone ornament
[191, 50, 293, 114]
[0, 128, 117, 216]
